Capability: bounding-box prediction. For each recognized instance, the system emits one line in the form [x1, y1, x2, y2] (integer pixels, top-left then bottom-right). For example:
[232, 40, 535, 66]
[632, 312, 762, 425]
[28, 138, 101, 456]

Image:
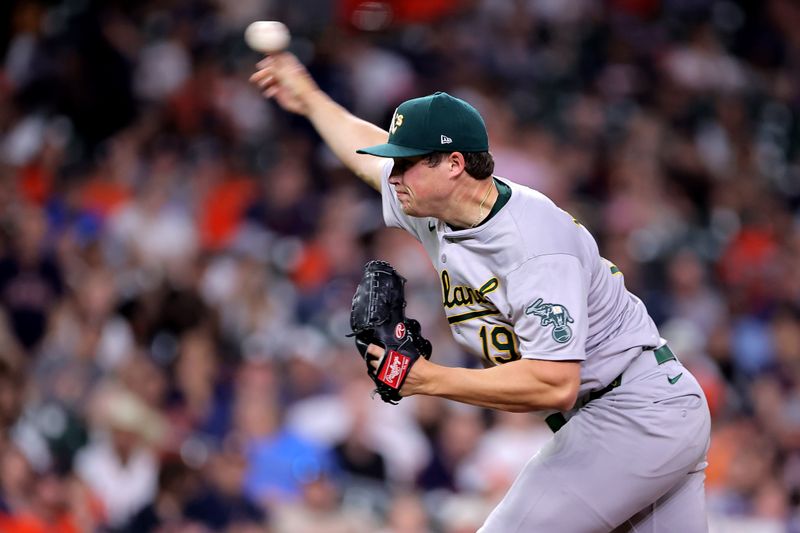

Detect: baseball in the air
[244, 21, 290, 53]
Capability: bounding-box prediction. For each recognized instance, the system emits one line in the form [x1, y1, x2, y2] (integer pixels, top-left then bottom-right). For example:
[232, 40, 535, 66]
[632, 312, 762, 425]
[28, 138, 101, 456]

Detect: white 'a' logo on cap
[441, 135, 452, 144]
[389, 109, 404, 135]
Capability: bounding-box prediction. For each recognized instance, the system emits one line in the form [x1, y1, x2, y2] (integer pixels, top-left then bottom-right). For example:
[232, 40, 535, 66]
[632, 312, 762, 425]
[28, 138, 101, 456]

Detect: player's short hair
[424, 151, 495, 180]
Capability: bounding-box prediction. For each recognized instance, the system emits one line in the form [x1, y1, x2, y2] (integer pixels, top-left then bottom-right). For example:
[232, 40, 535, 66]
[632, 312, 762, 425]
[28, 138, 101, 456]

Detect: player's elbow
[514, 382, 576, 413]
[520, 359, 581, 412]
[551, 378, 580, 412]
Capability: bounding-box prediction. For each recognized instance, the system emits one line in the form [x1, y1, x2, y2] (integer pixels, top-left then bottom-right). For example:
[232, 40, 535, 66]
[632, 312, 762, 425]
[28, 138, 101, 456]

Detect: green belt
[544, 345, 677, 433]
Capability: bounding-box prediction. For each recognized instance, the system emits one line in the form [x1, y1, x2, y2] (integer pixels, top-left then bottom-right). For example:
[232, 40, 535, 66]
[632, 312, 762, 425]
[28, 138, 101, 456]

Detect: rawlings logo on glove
[379, 351, 410, 388]
[349, 260, 432, 404]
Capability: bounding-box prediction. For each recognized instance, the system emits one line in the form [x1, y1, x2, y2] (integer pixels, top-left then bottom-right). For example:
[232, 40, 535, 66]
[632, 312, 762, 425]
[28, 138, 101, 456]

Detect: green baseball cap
[356, 92, 489, 158]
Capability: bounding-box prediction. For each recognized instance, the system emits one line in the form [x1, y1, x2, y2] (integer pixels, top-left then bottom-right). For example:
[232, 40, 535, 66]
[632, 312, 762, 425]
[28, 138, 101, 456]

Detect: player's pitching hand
[366, 343, 429, 397]
[249, 53, 320, 116]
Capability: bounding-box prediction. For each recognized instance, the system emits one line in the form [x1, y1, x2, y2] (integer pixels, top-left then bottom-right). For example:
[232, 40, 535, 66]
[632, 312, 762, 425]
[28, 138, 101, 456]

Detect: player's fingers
[268, 51, 292, 67]
[366, 345, 386, 370]
[366, 344, 385, 358]
[249, 69, 271, 84]
[255, 75, 274, 90]
[256, 55, 274, 70]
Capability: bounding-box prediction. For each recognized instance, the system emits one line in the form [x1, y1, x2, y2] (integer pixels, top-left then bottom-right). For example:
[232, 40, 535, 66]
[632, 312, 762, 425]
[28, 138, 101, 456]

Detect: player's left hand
[349, 261, 432, 404]
[366, 343, 430, 397]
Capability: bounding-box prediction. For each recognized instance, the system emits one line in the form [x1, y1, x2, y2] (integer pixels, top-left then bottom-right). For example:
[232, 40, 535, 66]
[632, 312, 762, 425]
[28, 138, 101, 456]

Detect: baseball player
[251, 53, 711, 532]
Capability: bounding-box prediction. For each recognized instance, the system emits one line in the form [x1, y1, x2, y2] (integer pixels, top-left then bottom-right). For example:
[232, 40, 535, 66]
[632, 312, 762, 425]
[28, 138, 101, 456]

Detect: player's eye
[391, 158, 417, 175]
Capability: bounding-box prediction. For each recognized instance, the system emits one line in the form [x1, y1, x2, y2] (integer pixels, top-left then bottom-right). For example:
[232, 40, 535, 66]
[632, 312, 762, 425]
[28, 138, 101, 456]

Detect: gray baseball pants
[479, 346, 711, 533]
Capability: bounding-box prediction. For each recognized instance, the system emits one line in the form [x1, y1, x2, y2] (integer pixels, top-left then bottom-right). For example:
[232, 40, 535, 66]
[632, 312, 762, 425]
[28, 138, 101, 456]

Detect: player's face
[388, 155, 451, 217]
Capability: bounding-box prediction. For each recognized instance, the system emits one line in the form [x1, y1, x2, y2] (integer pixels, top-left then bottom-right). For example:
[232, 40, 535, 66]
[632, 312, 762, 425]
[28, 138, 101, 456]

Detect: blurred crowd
[0, 0, 799, 531]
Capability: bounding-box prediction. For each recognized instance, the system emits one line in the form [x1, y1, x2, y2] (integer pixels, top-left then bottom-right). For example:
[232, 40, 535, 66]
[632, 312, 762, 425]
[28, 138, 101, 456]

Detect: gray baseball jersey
[380, 162, 711, 532]
[381, 164, 659, 396]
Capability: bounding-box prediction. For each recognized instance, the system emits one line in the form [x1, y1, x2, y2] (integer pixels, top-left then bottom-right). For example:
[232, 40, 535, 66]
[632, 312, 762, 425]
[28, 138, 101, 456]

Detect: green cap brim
[355, 143, 432, 158]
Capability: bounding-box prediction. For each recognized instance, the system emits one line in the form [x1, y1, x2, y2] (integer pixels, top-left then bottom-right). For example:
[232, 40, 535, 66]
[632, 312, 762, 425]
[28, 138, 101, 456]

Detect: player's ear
[448, 152, 466, 175]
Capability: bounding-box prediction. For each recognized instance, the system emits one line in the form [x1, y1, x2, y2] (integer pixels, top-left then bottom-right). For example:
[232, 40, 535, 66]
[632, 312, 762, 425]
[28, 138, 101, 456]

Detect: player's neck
[442, 177, 497, 230]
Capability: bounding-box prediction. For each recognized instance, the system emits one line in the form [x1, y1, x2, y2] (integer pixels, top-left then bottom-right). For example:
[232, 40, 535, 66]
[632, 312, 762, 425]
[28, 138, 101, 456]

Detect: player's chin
[399, 200, 418, 216]
[401, 206, 425, 218]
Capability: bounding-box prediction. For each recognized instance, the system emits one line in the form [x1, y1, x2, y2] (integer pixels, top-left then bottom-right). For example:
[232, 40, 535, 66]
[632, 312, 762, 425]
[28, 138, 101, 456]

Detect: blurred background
[0, 0, 798, 532]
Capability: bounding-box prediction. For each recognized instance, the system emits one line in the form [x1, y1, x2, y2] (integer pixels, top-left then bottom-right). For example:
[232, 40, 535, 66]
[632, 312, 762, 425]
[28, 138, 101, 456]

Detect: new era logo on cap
[440, 135, 452, 144]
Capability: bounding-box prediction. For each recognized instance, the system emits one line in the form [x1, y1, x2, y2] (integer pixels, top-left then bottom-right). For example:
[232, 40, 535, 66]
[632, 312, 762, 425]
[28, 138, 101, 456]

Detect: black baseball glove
[349, 260, 432, 404]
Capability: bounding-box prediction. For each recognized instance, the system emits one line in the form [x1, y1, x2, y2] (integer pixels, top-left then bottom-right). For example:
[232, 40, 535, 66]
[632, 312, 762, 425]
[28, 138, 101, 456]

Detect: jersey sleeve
[380, 160, 426, 241]
[506, 254, 589, 361]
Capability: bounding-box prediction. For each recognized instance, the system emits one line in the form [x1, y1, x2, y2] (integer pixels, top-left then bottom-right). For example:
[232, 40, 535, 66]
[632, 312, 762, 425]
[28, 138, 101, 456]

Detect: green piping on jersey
[448, 309, 501, 324]
[446, 179, 510, 231]
[479, 178, 511, 225]
[606, 259, 623, 276]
